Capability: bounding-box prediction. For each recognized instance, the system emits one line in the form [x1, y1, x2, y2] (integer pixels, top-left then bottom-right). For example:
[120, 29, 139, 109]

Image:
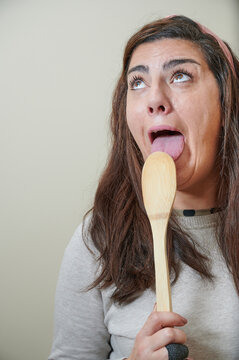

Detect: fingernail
[153, 303, 157, 311]
[182, 317, 188, 324]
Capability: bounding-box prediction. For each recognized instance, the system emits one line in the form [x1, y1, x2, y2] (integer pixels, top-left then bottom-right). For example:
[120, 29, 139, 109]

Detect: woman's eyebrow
[127, 65, 149, 76]
[127, 59, 200, 77]
[163, 58, 201, 70]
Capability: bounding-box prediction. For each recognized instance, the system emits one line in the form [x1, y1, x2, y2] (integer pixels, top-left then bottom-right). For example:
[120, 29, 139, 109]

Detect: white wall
[0, 1, 238, 359]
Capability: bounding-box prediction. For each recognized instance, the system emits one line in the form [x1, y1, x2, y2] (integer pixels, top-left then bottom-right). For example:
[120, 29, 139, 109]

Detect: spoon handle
[150, 218, 172, 312]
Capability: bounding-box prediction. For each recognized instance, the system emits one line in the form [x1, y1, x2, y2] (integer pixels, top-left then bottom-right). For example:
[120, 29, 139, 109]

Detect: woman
[49, 15, 239, 360]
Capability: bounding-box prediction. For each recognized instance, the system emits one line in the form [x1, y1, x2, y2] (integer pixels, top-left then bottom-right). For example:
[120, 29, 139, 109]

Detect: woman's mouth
[148, 125, 185, 160]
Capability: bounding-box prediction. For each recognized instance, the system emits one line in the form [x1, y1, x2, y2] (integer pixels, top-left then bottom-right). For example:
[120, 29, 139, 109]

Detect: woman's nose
[148, 104, 166, 114]
[147, 87, 172, 116]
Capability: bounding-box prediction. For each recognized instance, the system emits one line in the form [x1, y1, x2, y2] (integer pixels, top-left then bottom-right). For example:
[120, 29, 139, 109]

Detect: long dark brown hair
[84, 15, 239, 304]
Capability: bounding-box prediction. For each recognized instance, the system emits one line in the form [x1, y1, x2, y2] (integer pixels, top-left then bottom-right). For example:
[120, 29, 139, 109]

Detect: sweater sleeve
[48, 222, 126, 360]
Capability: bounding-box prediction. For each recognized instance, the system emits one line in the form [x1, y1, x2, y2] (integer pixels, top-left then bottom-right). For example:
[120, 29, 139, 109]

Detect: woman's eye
[129, 77, 146, 90]
[134, 80, 145, 89]
[173, 72, 191, 83]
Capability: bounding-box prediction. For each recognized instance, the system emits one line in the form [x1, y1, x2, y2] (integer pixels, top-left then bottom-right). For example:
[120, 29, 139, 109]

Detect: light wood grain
[142, 152, 176, 312]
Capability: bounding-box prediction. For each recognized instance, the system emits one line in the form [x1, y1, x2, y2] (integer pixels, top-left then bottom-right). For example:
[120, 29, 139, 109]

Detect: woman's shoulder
[66, 214, 99, 258]
[57, 215, 100, 290]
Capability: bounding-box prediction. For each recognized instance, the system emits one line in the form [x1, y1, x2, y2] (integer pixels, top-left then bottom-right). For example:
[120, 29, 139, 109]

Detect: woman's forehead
[129, 39, 205, 68]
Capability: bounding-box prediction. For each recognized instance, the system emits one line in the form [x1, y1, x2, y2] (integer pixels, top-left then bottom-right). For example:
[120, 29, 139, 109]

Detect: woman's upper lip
[148, 125, 183, 143]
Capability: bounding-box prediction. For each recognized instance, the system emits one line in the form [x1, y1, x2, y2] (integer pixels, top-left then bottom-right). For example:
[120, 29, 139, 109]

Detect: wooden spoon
[142, 152, 189, 360]
[142, 151, 176, 312]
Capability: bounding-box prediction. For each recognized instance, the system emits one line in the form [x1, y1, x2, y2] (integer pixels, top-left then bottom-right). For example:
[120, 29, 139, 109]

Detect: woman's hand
[127, 309, 188, 360]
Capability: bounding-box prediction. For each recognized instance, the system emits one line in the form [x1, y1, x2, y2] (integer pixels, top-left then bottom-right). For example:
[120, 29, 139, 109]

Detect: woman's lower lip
[150, 134, 185, 160]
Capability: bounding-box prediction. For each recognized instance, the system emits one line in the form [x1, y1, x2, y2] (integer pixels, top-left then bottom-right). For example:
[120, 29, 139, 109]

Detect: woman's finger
[151, 346, 168, 360]
[141, 311, 187, 337]
[150, 327, 187, 351]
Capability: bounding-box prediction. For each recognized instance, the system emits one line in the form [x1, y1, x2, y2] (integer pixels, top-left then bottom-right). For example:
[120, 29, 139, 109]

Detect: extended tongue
[151, 134, 184, 160]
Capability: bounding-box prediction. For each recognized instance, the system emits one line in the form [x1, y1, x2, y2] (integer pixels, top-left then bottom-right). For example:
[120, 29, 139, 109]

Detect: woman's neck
[174, 181, 218, 210]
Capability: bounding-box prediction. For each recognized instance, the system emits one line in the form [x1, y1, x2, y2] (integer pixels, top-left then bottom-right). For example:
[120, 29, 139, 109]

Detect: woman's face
[126, 38, 221, 196]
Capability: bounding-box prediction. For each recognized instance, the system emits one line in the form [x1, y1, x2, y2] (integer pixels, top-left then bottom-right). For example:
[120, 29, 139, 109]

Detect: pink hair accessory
[165, 15, 236, 76]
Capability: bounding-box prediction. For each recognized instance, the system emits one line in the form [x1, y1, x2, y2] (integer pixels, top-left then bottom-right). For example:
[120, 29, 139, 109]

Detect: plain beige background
[0, 1, 238, 359]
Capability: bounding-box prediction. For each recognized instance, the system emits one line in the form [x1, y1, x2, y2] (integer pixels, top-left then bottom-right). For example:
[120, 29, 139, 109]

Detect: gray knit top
[48, 211, 239, 359]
